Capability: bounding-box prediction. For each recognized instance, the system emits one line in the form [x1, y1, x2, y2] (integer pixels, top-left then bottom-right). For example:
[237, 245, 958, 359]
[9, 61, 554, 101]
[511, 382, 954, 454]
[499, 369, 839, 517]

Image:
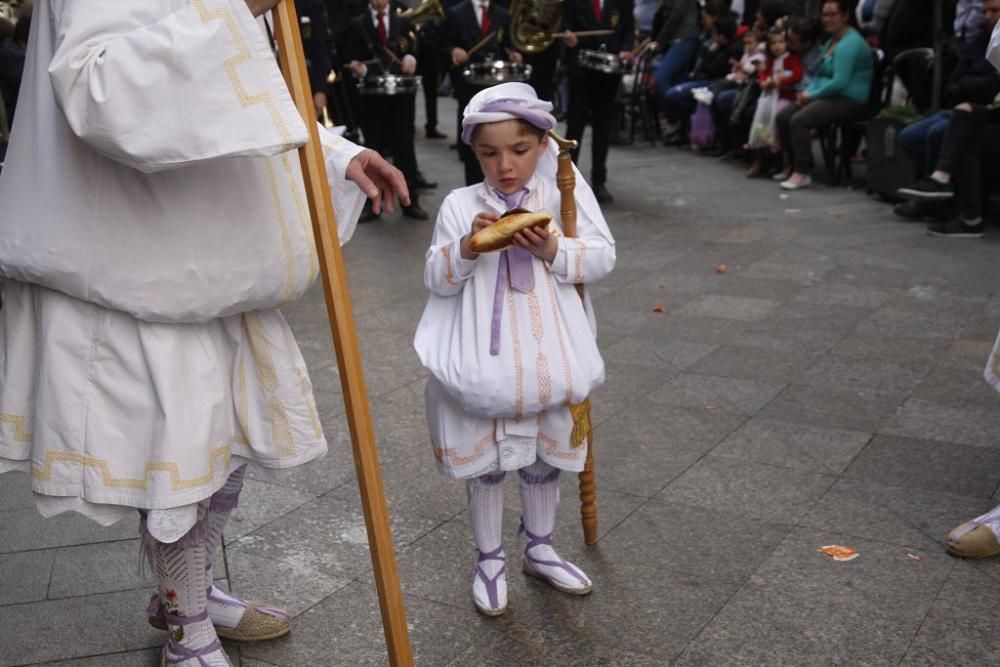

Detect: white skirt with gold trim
[0, 280, 327, 542]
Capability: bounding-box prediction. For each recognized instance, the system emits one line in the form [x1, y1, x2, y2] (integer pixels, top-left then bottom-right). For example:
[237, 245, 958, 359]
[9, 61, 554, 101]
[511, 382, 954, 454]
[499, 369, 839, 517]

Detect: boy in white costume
[414, 83, 616, 616]
[0, 1, 409, 665]
[942, 21, 1000, 562]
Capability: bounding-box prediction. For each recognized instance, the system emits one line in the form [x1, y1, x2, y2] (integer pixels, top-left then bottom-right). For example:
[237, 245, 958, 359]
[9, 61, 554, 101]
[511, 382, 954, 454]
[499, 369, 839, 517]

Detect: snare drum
[462, 61, 533, 88]
[578, 49, 624, 75]
[357, 74, 422, 96]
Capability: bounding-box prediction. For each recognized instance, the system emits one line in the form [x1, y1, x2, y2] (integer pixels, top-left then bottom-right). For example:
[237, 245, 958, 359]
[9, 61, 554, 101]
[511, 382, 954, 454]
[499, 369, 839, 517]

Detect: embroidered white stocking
[466, 471, 507, 613]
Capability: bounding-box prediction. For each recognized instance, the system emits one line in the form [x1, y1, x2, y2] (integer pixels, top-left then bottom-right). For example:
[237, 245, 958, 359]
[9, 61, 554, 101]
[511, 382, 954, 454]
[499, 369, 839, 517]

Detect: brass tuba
[509, 0, 564, 53]
[398, 0, 445, 27]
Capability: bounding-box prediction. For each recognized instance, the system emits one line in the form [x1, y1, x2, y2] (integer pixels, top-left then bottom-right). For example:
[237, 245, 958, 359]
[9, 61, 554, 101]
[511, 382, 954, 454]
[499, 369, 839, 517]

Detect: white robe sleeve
[547, 215, 616, 285]
[424, 196, 478, 296]
[47, 0, 308, 173]
[319, 126, 367, 245]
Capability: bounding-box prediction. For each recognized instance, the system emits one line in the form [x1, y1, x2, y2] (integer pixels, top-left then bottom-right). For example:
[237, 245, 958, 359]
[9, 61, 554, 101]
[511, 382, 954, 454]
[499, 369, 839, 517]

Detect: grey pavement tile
[246, 424, 356, 496]
[657, 455, 836, 524]
[901, 560, 1000, 665]
[673, 294, 780, 322]
[941, 338, 995, 372]
[0, 588, 163, 666]
[842, 434, 1000, 497]
[639, 313, 750, 347]
[857, 307, 964, 340]
[711, 417, 872, 475]
[0, 550, 53, 605]
[242, 582, 494, 667]
[226, 492, 439, 584]
[627, 333, 718, 371]
[222, 479, 318, 544]
[48, 538, 156, 600]
[224, 547, 353, 619]
[799, 477, 996, 553]
[744, 301, 874, 338]
[713, 276, 806, 302]
[757, 383, 905, 432]
[646, 372, 785, 416]
[909, 363, 1000, 411]
[740, 259, 833, 283]
[0, 508, 139, 554]
[33, 648, 162, 666]
[882, 398, 1000, 448]
[596, 403, 746, 498]
[0, 473, 35, 511]
[601, 334, 692, 370]
[675, 528, 955, 667]
[588, 359, 677, 426]
[792, 282, 899, 309]
[596, 500, 791, 584]
[796, 356, 929, 395]
[444, 631, 663, 667]
[687, 344, 822, 384]
[829, 334, 948, 371]
[306, 359, 346, 422]
[348, 454, 468, 523]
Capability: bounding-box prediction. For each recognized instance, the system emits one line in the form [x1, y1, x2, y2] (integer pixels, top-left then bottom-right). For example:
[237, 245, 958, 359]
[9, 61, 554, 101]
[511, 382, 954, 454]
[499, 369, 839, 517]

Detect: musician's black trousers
[566, 69, 621, 187]
[417, 38, 441, 131]
[454, 77, 485, 186]
[359, 92, 420, 186]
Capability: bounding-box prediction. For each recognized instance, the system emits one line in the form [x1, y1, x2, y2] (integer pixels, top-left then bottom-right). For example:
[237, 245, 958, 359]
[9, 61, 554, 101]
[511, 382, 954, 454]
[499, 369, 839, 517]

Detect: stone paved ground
[5, 97, 1000, 666]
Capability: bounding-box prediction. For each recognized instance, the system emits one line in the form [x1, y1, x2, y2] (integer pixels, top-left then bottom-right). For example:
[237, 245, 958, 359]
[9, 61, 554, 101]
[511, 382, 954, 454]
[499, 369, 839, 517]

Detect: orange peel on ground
[818, 545, 859, 561]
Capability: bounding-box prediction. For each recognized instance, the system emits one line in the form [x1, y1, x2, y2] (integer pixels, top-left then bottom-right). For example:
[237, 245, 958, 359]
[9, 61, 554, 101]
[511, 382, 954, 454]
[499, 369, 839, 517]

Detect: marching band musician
[562, 0, 634, 204]
[444, 0, 524, 185]
[346, 0, 431, 220]
[415, 4, 448, 139]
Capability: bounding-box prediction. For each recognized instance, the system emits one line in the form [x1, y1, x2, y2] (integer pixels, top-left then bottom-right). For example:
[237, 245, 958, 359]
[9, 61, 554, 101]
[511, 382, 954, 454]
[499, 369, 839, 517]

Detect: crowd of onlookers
[0, 2, 30, 161]
[636, 0, 1000, 238]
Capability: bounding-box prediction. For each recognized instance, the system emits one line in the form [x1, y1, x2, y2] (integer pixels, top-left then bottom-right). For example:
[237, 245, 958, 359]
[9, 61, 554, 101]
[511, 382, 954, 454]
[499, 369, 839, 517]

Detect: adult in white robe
[413, 83, 615, 617]
[0, 1, 408, 663]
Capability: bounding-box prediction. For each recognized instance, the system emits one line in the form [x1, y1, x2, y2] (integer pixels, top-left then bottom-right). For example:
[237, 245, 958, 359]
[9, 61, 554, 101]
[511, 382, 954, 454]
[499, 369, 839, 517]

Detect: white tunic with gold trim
[414, 162, 616, 480]
[0, 0, 366, 542]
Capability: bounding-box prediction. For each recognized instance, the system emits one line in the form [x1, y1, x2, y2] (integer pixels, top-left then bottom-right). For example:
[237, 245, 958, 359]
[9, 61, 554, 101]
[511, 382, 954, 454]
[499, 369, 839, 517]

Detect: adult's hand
[349, 60, 367, 78]
[796, 91, 811, 105]
[452, 47, 469, 67]
[246, 0, 281, 17]
[508, 50, 524, 64]
[562, 31, 579, 48]
[618, 50, 631, 62]
[401, 55, 418, 75]
[346, 149, 410, 215]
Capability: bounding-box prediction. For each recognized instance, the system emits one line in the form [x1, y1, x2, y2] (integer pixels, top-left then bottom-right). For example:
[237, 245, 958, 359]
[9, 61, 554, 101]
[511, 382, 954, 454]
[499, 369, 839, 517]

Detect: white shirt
[369, 4, 389, 34]
[474, 0, 489, 29]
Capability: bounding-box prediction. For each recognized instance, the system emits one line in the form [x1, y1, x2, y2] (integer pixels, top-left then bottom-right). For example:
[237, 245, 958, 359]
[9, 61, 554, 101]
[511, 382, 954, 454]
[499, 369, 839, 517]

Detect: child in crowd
[727, 28, 767, 86]
[414, 83, 616, 616]
[746, 27, 803, 176]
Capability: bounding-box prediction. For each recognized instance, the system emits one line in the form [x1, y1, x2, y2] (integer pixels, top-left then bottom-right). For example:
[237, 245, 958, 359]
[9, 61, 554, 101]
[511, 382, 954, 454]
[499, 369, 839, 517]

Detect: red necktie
[376, 10, 387, 46]
[592, 0, 602, 22]
[480, 2, 490, 38]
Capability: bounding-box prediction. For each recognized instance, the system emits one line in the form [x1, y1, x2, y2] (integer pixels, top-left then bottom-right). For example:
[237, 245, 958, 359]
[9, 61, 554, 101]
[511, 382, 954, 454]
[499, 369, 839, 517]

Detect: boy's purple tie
[490, 188, 535, 355]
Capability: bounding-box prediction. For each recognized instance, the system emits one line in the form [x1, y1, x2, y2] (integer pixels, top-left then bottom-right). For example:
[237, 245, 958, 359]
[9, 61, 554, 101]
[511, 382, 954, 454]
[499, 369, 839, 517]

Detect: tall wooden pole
[548, 130, 598, 546]
[272, 4, 414, 665]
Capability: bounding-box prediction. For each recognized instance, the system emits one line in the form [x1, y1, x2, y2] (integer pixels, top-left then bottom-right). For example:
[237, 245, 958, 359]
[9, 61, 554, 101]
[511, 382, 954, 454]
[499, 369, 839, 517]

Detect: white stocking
[466, 471, 507, 612]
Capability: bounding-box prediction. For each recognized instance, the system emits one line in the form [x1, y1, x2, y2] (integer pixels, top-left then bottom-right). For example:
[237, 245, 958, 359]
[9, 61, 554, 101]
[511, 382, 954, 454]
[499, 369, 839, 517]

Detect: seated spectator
[662, 16, 742, 144]
[786, 15, 823, 88]
[710, 27, 766, 154]
[651, 0, 703, 97]
[897, 100, 1000, 237]
[954, 0, 986, 56]
[0, 13, 28, 128]
[746, 26, 803, 176]
[774, 0, 874, 190]
[895, 0, 1000, 220]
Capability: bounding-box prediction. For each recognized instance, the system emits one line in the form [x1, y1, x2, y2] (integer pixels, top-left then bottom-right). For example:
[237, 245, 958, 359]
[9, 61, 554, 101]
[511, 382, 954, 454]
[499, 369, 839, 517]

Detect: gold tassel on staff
[548, 129, 599, 546]
[272, 3, 414, 665]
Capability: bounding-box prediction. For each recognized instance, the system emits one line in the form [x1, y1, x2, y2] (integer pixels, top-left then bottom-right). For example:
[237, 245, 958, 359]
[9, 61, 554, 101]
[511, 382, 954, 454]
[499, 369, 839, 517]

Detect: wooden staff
[548, 130, 599, 546]
[272, 4, 414, 666]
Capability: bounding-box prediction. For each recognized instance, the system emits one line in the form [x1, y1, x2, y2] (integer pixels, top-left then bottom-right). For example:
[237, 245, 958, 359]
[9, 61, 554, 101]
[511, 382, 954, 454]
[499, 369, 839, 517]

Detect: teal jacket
[806, 28, 874, 105]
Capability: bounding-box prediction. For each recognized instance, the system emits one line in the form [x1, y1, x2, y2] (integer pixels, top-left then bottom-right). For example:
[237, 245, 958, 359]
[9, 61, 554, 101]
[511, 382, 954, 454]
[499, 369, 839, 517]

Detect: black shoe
[359, 206, 380, 224]
[414, 174, 438, 189]
[448, 142, 458, 151]
[664, 133, 688, 147]
[893, 200, 934, 220]
[426, 128, 447, 139]
[898, 177, 954, 201]
[402, 201, 430, 220]
[926, 218, 984, 238]
[594, 184, 614, 205]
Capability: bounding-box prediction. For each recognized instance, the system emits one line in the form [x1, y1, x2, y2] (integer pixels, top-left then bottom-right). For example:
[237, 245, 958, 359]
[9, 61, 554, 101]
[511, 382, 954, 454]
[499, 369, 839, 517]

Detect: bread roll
[469, 210, 553, 253]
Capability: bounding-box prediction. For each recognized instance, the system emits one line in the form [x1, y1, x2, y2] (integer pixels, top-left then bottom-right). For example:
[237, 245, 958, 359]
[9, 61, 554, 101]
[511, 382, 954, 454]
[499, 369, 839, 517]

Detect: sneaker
[772, 168, 792, 182]
[926, 218, 984, 238]
[780, 174, 812, 190]
[898, 176, 954, 201]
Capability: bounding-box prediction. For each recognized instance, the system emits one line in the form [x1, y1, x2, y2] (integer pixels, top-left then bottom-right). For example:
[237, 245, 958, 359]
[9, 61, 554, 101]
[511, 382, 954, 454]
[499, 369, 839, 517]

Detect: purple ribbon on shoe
[489, 189, 535, 356]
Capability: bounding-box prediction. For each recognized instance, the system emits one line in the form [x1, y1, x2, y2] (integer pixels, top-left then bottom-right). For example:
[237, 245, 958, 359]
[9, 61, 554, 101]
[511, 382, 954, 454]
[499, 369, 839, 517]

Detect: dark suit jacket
[563, 0, 635, 68]
[345, 10, 417, 74]
[443, 0, 511, 63]
[296, 0, 334, 93]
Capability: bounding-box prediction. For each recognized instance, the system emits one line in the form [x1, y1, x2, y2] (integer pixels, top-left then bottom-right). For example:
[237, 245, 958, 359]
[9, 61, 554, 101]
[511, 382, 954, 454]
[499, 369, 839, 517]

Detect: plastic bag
[689, 101, 715, 149]
[747, 89, 780, 149]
